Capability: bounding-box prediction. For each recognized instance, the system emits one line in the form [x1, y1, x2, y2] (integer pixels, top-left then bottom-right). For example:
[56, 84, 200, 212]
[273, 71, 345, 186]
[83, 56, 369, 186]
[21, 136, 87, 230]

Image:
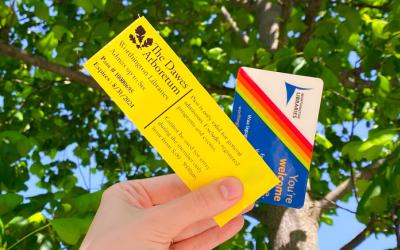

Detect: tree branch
[318, 160, 383, 211]
[340, 226, 370, 250]
[0, 41, 232, 95]
[229, 0, 256, 11]
[397, 219, 400, 249]
[339, 68, 373, 90]
[0, 41, 101, 91]
[278, 0, 294, 48]
[296, 0, 322, 51]
[255, 0, 281, 50]
[219, 5, 250, 45]
[349, 0, 392, 10]
[394, 205, 400, 249]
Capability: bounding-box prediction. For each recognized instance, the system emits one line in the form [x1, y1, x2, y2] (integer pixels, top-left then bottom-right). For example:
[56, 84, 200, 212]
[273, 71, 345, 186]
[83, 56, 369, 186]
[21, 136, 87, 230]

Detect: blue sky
[19, 114, 395, 249]
[319, 197, 396, 250]
[8, 1, 394, 246]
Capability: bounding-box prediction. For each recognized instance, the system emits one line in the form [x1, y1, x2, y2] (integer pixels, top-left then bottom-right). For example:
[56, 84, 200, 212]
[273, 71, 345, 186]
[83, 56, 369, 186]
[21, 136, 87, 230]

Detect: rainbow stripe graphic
[235, 68, 313, 170]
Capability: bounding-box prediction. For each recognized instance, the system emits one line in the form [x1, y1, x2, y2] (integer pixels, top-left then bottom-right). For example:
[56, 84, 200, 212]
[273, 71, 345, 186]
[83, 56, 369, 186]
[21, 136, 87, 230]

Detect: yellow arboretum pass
[84, 16, 279, 226]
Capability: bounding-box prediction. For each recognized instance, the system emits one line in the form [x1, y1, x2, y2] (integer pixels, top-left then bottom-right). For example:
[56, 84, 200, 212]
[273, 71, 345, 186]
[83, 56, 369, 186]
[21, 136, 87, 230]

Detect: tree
[0, 0, 399, 249]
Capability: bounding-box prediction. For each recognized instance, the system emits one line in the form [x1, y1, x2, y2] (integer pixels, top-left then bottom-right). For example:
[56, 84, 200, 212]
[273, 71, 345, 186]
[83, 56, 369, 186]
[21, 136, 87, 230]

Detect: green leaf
[61, 175, 78, 191]
[321, 67, 339, 88]
[292, 57, 306, 74]
[0, 217, 4, 237]
[256, 48, 271, 66]
[355, 179, 371, 197]
[362, 128, 397, 150]
[231, 47, 255, 65]
[73, 0, 94, 14]
[73, 146, 90, 165]
[48, 148, 58, 160]
[235, 9, 254, 29]
[274, 47, 297, 71]
[357, 180, 388, 223]
[52, 25, 73, 40]
[304, 39, 330, 59]
[51, 217, 91, 245]
[91, 0, 107, 10]
[190, 37, 202, 47]
[315, 133, 333, 149]
[34, 1, 50, 22]
[28, 212, 46, 224]
[37, 32, 58, 56]
[16, 140, 31, 156]
[30, 163, 44, 179]
[371, 20, 390, 39]
[207, 47, 225, 61]
[342, 129, 397, 161]
[375, 74, 391, 98]
[92, 21, 110, 39]
[320, 213, 333, 225]
[160, 26, 172, 37]
[0, 130, 34, 156]
[0, 194, 23, 215]
[73, 191, 102, 213]
[337, 5, 361, 31]
[14, 111, 23, 121]
[348, 33, 360, 47]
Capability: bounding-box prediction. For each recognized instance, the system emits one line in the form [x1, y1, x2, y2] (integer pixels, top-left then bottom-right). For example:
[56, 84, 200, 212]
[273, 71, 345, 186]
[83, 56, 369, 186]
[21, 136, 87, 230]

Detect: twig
[77, 158, 89, 191]
[278, 0, 293, 48]
[0, 41, 233, 96]
[350, 0, 392, 10]
[296, 0, 322, 51]
[219, 5, 250, 45]
[339, 68, 373, 89]
[318, 198, 356, 214]
[348, 95, 361, 203]
[8, 223, 51, 250]
[229, 0, 255, 10]
[340, 226, 370, 250]
[394, 205, 400, 249]
[318, 160, 383, 211]
[0, 41, 101, 91]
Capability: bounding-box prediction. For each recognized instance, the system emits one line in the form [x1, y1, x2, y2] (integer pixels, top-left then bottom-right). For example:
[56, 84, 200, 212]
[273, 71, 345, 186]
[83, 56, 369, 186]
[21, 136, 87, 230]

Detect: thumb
[149, 177, 243, 235]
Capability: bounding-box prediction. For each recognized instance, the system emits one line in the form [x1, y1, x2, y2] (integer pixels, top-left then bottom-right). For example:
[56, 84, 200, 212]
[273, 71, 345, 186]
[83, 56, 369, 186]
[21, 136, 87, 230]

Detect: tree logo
[129, 25, 153, 49]
[285, 82, 311, 105]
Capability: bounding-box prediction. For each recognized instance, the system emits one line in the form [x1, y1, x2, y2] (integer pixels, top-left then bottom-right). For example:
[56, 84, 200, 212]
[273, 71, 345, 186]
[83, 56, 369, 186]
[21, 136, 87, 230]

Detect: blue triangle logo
[285, 82, 311, 104]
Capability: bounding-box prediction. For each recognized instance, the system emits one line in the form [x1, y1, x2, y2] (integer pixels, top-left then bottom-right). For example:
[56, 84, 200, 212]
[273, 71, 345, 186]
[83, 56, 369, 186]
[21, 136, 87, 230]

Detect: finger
[242, 203, 255, 214]
[124, 174, 189, 205]
[174, 203, 254, 242]
[149, 177, 243, 235]
[174, 219, 215, 242]
[171, 216, 244, 250]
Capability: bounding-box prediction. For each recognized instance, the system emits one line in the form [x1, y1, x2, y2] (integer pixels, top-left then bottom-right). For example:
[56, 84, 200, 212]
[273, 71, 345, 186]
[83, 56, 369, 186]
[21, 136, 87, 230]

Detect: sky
[18, 107, 396, 249]
[319, 197, 396, 250]
[21, 155, 396, 249]
[8, 2, 395, 247]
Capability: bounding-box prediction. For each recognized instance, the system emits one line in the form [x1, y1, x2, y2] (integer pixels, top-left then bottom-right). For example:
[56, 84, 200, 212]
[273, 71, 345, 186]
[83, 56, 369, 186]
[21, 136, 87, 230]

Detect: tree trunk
[255, 0, 281, 50]
[260, 192, 320, 250]
[250, 1, 321, 249]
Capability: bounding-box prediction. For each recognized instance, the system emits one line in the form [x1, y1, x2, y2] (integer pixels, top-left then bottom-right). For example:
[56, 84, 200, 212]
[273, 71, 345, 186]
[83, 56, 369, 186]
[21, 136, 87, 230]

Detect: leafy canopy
[0, 0, 399, 248]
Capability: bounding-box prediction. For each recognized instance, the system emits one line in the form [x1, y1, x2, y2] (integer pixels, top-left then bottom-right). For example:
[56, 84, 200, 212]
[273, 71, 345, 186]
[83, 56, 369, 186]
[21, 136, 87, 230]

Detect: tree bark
[339, 227, 370, 250]
[255, 0, 281, 50]
[0, 41, 233, 95]
[249, 1, 320, 249]
[260, 191, 320, 250]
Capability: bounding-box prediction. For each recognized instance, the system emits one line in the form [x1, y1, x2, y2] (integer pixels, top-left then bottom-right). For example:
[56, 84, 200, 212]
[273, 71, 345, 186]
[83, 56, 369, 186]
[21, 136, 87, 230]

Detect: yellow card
[84, 16, 279, 226]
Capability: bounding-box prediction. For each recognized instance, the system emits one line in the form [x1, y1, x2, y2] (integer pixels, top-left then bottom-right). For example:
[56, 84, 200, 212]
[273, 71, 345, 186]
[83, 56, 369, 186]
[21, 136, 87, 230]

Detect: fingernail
[219, 177, 243, 200]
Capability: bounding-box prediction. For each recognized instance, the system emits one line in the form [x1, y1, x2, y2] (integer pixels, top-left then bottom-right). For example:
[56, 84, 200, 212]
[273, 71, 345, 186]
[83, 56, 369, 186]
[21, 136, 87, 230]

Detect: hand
[80, 174, 251, 250]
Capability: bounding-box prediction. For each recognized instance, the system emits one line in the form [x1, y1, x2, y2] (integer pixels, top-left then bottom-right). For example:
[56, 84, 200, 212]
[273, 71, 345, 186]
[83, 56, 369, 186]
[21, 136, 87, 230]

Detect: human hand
[80, 174, 251, 250]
